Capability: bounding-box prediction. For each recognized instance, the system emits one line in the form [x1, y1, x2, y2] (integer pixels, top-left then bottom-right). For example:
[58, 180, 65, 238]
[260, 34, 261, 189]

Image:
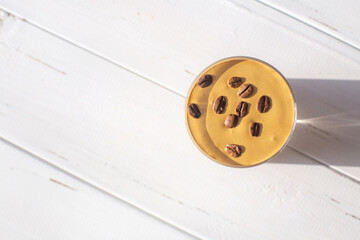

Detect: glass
[185, 56, 297, 167]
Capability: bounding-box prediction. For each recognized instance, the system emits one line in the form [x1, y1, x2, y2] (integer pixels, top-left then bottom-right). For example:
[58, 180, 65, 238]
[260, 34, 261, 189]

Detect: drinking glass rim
[184, 56, 297, 168]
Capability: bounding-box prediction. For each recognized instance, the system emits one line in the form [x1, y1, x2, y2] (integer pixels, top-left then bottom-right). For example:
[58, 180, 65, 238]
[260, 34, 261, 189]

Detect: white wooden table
[1, 1, 359, 239]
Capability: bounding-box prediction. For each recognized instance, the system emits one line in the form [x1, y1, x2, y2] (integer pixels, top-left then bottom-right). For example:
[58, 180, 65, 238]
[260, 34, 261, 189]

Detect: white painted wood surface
[1, 0, 359, 92]
[1, 0, 360, 180]
[0, 4, 360, 239]
[0, 0, 360, 239]
[257, 0, 360, 49]
[0, 140, 193, 240]
[289, 79, 360, 180]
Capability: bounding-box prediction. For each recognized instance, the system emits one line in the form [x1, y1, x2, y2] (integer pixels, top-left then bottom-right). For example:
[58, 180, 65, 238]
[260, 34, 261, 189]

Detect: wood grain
[0, 140, 194, 240]
[256, 0, 360, 49]
[1, 0, 359, 179]
[0, 12, 359, 239]
[0, 0, 359, 95]
[288, 79, 360, 180]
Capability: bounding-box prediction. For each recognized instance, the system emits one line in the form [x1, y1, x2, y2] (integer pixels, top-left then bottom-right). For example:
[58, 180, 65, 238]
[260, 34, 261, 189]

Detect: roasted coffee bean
[213, 96, 227, 114]
[257, 95, 271, 113]
[236, 101, 248, 118]
[238, 84, 253, 98]
[250, 122, 261, 137]
[228, 77, 244, 88]
[225, 144, 242, 158]
[225, 114, 239, 128]
[188, 103, 201, 118]
[197, 74, 213, 88]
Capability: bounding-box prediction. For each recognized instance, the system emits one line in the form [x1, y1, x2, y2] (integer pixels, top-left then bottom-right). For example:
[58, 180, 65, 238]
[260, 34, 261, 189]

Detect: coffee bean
[213, 96, 227, 114]
[228, 77, 244, 88]
[188, 103, 201, 118]
[236, 101, 248, 118]
[224, 114, 239, 128]
[238, 84, 253, 98]
[197, 74, 213, 88]
[257, 95, 271, 113]
[250, 122, 261, 137]
[225, 144, 242, 158]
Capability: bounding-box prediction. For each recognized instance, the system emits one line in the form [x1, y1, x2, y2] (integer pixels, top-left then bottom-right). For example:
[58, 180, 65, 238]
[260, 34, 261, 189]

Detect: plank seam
[288, 146, 360, 184]
[0, 6, 185, 99]
[0, 7, 359, 183]
[253, 0, 360, 51]
[0, 136, 202, 240]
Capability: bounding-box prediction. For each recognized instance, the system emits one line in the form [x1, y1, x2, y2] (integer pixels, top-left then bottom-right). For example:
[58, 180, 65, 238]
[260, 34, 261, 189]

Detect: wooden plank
[0, 0, 359, 95]
[0, 12, 359, 239]
[288, 79, 360, 180]
[0, 140, 194, 240]
[255, 0, 360, 49]
[1, 0, 360, 179]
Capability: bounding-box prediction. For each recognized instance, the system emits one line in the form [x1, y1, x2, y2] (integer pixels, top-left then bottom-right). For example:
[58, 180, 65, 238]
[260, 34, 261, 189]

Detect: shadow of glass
[270, 78, 360, 166]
